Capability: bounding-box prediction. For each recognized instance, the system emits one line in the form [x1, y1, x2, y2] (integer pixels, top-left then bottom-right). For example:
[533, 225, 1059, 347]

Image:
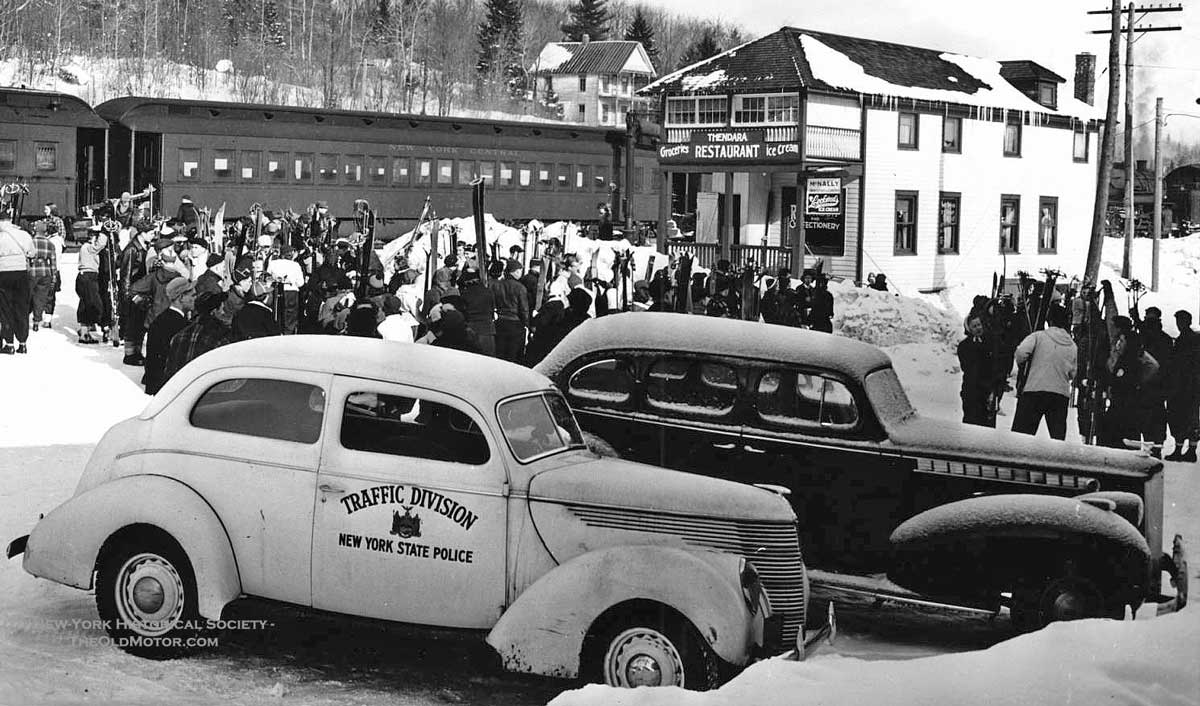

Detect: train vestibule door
[133, 132, 162, 214]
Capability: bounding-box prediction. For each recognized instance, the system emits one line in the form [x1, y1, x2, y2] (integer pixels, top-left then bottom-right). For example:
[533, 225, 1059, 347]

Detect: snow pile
[833, 281, 961, 350]
[551, 608, 1200, 706]
[534, 44, 576, 73]
[680, 69, 728, 92]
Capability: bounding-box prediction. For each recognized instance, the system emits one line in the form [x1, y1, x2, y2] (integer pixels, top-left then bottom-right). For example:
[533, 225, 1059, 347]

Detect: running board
[809, 569, 999, 616]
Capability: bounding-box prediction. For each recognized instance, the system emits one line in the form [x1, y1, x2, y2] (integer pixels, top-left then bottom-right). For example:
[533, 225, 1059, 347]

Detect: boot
[1183, 445, 1197, 463]
[0, 344, 12, 355]
[1165, 443, 1184, 462]
[31, 322, 38, 332]
[16, 344, 27, 354]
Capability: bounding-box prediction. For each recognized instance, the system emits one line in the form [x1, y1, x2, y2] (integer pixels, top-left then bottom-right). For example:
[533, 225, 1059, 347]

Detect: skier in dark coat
[1133, 305, 1172, 456]
[431, 309, 482, 354]
[143, 278, 194, 395]
[1167, 310, 1200, 461]
[958, 314, 997, 427]
[458, 268, 497, 356]
[524, 299, 567, 367]
[807, 274, 835, 333]
[232, 282, 281, 340]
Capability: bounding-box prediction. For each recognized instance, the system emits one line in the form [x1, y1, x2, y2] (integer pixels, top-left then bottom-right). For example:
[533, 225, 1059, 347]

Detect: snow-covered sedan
[7, 336, 824, 689]
[536, 313, 1189, 630]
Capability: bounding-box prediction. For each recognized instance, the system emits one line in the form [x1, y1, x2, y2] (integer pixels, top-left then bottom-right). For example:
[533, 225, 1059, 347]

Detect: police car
[7, 336, 822, 689]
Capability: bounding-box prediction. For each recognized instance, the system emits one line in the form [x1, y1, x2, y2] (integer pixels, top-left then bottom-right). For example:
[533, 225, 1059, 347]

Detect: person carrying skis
[1011, 304, 1076, 440]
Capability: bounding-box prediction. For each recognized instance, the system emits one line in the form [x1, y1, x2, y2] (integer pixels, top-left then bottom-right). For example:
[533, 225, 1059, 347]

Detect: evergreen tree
[623, 7, 657, 68]
[677, 28, 721, 70]
[476, 0, 525, 97]
[261, 0, 285, 48]
[561, 0, 609, 41]
[369, 0, 393, 44]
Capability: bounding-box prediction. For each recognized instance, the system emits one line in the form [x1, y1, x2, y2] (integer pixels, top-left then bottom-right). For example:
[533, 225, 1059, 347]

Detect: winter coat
[143, 308, 188, 395]
[492, 276, 530, 326]
[959, 335, 997, 395]
[0, 221, 33, 272]
[131, 267, 181, 327]
[233, 301, 281, 340]
[459, 281, 497, 336]
[1014, 326, 1077, 398]
[1170, 329, 1200, 399]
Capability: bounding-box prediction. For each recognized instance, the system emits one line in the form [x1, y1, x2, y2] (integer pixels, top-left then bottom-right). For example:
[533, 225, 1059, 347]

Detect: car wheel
[95, 533, 202, 659]
[1011, 574, 1107, 631]
[597, 614, 718, 690]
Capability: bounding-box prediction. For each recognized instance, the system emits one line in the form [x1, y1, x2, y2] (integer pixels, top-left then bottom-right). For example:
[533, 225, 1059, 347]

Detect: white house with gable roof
[532, 39, 657, 128]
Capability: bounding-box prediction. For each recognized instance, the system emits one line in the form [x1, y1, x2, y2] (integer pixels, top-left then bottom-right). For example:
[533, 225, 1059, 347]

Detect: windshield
[498, 392, 586, 463]
[863, 367, 916, 424]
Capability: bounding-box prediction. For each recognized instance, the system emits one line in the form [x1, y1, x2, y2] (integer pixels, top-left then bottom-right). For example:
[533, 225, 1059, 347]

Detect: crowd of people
[958, 277, 1200, 459]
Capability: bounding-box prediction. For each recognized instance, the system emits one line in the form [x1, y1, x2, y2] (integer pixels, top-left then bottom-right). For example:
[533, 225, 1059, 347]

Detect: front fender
[23, 474, 242, 619]
[486, 544, 758, 679]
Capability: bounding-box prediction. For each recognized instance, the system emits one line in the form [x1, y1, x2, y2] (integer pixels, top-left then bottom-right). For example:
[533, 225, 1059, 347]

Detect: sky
[645, 0, 1200, 154]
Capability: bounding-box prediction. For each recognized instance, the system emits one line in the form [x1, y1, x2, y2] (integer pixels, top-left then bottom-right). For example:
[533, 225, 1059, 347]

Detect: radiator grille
[567, 505, 807, 645]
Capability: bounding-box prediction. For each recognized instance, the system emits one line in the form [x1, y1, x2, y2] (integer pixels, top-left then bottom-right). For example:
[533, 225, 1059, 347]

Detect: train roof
[0, 87, 107, 128]
[95, 96, 627, 143]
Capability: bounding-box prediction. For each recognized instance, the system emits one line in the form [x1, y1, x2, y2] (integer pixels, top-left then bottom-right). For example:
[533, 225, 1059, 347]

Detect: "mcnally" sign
[658, 130, 801, 164]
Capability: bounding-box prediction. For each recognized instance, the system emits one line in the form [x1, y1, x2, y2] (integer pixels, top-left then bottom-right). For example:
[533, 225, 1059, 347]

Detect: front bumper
[1153, 534, 1188, 614]
[793, 601, 836, 661]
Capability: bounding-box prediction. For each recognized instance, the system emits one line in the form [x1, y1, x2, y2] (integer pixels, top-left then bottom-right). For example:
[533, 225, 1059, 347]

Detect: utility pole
[1122, 3, 1135, 279]
[1152, 96, 1162, 291]
[1085, 3, 1181, 285]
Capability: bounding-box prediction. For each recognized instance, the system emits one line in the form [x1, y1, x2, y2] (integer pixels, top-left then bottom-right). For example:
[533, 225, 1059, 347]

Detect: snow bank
[833, 281, 961, 351]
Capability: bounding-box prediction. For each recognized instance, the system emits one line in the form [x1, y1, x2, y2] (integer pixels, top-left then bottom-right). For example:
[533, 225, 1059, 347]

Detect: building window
[1038, 82, 1057, 110]
[600, 75, 612, 94]
[35, 143, 57, 171]
[620, 76, 630, 94]
[696, 96, 727, 125]
[1038, 197, 1058, 253]
[0, 140, 15, 171]
[577, 104, 586, 121]
[267, 152, 288, 181]
[601, 103, 612, 125]
[1000, 195, 1020, 253]
[391, 157, 411, 186]
[240, 151, 260, 181]
[734, 96, 765, 124]
[898, 112, 919, 150]
[731, 94, 799, 125]
[578, 74, 587, 92]
[179, 148, 201, 180]
[213, 150, 235, 179]
[942, 116, 962, 153]
[894, 192, 918, 255]
[1073, 126, 1089, 162]
[938, 193, 960, 254]
[293, 153, 313, 182]
[1004, 121, 1022, 157]
[436, 159, 453, 185]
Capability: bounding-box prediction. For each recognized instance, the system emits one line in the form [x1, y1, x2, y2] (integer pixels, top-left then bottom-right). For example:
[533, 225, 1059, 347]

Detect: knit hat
[505, 258, 523, 275]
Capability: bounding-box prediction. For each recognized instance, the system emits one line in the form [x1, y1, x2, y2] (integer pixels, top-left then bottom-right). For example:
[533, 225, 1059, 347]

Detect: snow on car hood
[881, 413, 1161, 479]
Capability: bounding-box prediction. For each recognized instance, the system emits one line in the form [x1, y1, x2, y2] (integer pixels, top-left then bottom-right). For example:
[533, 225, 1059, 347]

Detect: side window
[267, 151, 288, 181]
[191, 378, 325, 444]
[645, 358, 737, 419]
[567, 359, 635, 408]
[35, 143, 57, 171]
[240, 150, 261, 181]
[756, 371, 859, 430]
[341, 391, 489, 465]
[212, 149, 235, 180]
[0, 140, 15, 171]
[179, 148, 200, 180]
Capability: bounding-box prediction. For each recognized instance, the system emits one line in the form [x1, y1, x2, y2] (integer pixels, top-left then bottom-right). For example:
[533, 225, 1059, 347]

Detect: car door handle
[712, 442, 738, 450]
[318, 483, 346, 494]
[742, 444, 767, 454]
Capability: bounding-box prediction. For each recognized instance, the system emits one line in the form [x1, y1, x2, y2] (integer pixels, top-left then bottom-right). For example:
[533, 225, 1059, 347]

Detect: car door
[741, 366, 901, 573]
[143, 368, 329, 606]
[640, 355, 744, 476]
[559, 355, 658, 461]
[311, 375, 507, 628]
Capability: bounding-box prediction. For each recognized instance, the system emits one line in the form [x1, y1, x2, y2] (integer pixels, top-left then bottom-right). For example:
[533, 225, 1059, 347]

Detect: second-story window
[942, 116, 962, 153]
[696, 96, 727, 125]
[1004, 120, 1022, 157]
[1038, 82, 1057, 110]
[666, 97, 695, 125]
[578, 74, 587, 91]
[731, 94, 799, 125]
[734, 96, 765, 124]
[898, 112, 918, 149]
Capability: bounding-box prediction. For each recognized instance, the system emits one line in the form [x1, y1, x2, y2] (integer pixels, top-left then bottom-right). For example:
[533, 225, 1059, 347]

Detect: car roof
[145, 336, 555, 416]
[536, 312, 895, 381]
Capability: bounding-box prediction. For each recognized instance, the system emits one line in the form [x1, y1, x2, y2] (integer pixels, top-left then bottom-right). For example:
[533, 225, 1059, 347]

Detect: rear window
[190, 378, 325, 443]
[645, 358, 737, 419]
[756, 371, 858, 430]
[498, 393, 585, 462]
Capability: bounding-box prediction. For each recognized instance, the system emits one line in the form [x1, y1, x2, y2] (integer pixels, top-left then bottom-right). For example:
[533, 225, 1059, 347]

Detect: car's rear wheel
[593, 610, 718, 690]
[95, 532, 202, 659]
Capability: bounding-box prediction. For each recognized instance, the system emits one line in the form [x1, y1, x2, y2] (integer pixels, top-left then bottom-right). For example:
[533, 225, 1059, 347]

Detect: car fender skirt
[23, 474, 241, 619]
[486, 545, 758, 678]
[888, 494, 1151, 598]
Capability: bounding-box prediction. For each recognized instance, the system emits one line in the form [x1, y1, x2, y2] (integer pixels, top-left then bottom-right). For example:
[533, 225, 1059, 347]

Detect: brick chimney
[582, 34, 590, 44]
[1075, 53, 1096, 106]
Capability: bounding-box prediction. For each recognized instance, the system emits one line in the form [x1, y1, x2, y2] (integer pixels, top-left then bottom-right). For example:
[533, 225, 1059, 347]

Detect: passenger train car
[0, 88, 659, 230]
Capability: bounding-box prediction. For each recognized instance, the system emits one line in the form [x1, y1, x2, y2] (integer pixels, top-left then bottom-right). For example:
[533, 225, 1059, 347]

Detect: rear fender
[486, 545, 757, 678]
[23, 474, 241, 619]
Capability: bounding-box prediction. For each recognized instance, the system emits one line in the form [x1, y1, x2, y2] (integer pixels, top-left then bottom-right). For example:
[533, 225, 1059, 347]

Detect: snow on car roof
[536, 312, 894, 380]
[144, 336, 555, 417]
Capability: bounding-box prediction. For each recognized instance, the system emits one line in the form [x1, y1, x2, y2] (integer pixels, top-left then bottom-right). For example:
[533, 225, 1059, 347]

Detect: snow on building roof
[999, 60, 1067, 84]
[642, 27, 1101, 121]
[532, 41, 655, 77]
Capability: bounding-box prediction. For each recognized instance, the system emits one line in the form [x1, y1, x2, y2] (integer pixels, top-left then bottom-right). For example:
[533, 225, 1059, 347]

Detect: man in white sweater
[1011, 304, 1077, 440]
[0, 209, 34, 354]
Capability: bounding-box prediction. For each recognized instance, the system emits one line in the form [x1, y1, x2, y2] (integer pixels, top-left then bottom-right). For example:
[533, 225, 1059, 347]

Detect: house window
[0, 140, 15, 171]
[898, 112, 919, 150]
[293, 153, 313, 182]
[577, 104, 586, 121]
[1038, 197, 1058, 253]
[734, 96, 765, 124]
[545, 75, 553, 92]
[620, 76, 630, 94]
[267, 151, 288, 181]
[601, 103, 612, 125]
[35, 143, 57, 171]
[942, 116, 962, 153]
[938, 193, 960, 254]
[1073, 126, 1089, 162]
[1038, 82, 1057, 110]
[696, 96, 727, 125]
[600, 75, 612, 93]
[1004, 121, 1022, 157]
[767, 95, 800, 123]
[667, 97, 695, 125]
[894, 192, 918, 255]
[391, 157, 411, 186]
[732, 94, 799, 125]
[578, 74, 587, 91]
[1000, 195, 1020, 253]
[179, 148, 200, 180]
[240, 151, 261, 181]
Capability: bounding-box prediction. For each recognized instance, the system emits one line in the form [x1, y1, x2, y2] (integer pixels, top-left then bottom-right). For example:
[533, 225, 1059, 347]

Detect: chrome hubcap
[116, 553, 185, 636]
[604, 627, 684, 688]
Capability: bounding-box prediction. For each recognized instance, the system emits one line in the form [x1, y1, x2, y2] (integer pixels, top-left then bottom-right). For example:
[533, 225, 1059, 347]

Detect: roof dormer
[999, 60, 1066, 111]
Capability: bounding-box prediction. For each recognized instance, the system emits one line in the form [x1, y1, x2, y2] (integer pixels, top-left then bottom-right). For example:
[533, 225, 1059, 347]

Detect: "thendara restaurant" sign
[658, 130, 801, 165]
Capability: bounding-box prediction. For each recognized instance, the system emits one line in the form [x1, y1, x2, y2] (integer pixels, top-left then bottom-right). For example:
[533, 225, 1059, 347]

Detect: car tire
[594, 611, 719, 690]
[1010, 572, 1109, 632]
[95, 532, 203, 659]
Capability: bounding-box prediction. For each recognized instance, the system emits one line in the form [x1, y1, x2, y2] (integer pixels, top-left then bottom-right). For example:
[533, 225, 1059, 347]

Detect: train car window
[35, 143, 57, 172]
[594, 166, 609, 191]
[293, 153, 313, 182]
[458, 160, 476, 186]
[557, 164, 571, 189]
[267, 152, 288, 181]
[179, 148, 200, 180]
[518, 164, 531, 188]
[318, 153, 338, 182]
[344, 155, 363, 184]
[499, 162, 513, 187]
[576, 166, 587, 190]
[436, 159, 453, 185]
[369, 156, 387, 184]
[416, 159, 432, 185]
[392, 157, 411, 186]
[537, 164, 552, 189]
[479, 161, 495, 186]
[240, 151, 261, 181]
[212, 150, 234, 180]
[0, 141, 14, 171]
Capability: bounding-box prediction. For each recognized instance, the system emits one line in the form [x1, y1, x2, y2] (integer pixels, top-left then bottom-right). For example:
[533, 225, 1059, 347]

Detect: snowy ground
[1, 238, 1197, 704]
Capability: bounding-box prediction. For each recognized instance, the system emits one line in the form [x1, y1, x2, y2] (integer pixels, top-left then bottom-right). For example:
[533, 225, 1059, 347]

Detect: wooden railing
[667, 242, 792, 271]
[806, 125, 861, 160]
